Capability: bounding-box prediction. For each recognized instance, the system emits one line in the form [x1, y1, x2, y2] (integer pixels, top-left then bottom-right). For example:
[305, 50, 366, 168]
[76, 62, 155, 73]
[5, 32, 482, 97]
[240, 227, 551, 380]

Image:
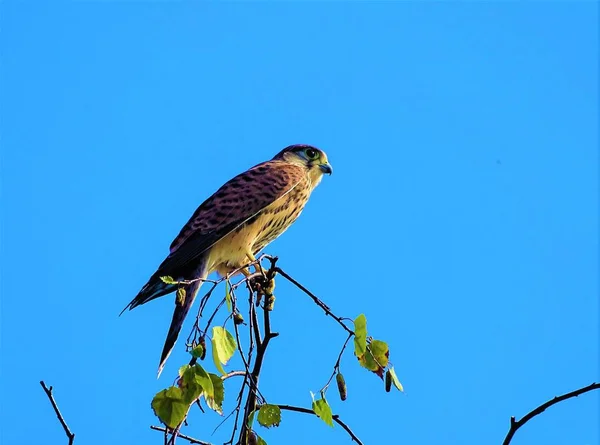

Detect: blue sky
[1, 2, 598, 445]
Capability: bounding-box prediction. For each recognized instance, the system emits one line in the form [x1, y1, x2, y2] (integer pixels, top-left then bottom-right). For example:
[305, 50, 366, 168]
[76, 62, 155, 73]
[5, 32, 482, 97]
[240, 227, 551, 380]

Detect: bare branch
[277, 404, 364, 445]
[150, 426, 212, 445]
[238, 304, 273, 443]
[274, 267, 354, 336]
[502, 382, 600, 445]
[238, 259, 280, 444]
[39, 381, 75, 445]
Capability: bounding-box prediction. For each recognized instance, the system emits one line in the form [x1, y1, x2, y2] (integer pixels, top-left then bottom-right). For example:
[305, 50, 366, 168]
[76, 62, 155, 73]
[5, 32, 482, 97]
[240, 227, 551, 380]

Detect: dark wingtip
[157, 341, 174, 379]
[118, 304, 131, 317]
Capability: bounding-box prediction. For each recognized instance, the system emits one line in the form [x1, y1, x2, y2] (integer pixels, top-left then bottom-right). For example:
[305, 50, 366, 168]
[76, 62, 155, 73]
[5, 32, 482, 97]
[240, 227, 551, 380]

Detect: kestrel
[123, 144, 332, 376]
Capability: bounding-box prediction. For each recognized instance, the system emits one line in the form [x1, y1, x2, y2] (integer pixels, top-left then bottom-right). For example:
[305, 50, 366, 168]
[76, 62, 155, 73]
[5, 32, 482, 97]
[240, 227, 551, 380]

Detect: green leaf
[190, 344, 204, 359]
[353, 314, 367, 356]
[151, 387, 188, 429]
[160, 276, 177, 285]
[358, 347, 379, 372]
[311, 393, 334, 427]
[357, 340, 389, 379]
[225, 282, 232, 312]
[206, 373, 224, 414]
[179, 365, 202, 404]
[256, 434, 267, 445]
[211, 326, 237, 375]
[194, 364, 215, 400]
[246, 409, 256, 429]
[257, 404, 281, 428]
[388, 366, 404, 392]
[179, 364, 214, 404]
[369, 340, 389, 368]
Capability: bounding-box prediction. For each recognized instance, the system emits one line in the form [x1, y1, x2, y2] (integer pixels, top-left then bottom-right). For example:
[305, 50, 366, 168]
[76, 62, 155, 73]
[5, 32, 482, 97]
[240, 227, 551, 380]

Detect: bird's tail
[157, 270, 206, 378]
[120, 272, 176, 316]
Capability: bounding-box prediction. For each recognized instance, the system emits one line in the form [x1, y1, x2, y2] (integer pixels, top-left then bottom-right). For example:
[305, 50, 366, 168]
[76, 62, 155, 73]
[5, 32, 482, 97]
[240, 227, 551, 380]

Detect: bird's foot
[250, 275, 276, 310]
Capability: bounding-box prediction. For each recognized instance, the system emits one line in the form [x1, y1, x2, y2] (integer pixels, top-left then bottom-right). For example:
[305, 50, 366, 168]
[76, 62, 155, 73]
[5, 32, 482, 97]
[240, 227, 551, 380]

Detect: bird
[122, 144, 332, 377]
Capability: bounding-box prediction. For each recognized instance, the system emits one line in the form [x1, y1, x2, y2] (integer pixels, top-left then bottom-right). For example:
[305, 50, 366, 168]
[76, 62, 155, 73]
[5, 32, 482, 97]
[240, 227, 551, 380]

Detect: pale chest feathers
[208, 182, 312, 275]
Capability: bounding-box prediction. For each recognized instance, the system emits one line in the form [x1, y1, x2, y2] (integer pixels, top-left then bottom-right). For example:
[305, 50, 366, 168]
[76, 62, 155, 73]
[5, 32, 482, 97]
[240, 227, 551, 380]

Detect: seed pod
[234, 312, 245, 325]
[385, 369, 392, 392]
[336, 372, 347, 401]
[248, 431, 258, 445]
[266, 294, 276, 311]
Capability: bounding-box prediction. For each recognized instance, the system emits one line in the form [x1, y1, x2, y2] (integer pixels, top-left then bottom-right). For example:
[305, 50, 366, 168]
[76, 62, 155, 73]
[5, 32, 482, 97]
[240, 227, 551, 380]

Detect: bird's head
[273, 144, 332, 185]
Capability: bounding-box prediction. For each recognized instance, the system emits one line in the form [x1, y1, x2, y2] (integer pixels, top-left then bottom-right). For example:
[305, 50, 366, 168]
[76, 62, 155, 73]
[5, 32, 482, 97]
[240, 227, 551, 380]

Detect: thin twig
[502, 382, 600, 445]
[40, 381, 75, 445]
[174, 256, 363, 445]
[320, 332, 353, 393]
[274, 267, 354, 335]
[222, 370, 247, 381]
[277, 404, 364, 445]
[186, 255, 272, 360]
[223, 372, 248, 444]
[202, 297, 227, 337]
[150, 426, 212, 445]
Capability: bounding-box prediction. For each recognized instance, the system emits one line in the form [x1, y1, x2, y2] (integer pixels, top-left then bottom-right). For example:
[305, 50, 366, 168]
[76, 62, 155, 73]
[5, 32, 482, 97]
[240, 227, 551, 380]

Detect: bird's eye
[305, 148, 318, 160]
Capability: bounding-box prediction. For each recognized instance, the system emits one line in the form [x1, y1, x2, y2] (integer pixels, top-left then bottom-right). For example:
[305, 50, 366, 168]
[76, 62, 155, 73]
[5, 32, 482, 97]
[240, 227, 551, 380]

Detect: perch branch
[501, 382, 600, 445]
[238, 258, 279, 444]
[40, 381, 75, 445]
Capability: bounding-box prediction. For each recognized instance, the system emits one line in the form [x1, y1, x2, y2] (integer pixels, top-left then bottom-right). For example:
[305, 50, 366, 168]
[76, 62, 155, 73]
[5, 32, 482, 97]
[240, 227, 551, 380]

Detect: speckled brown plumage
[123, 144, 332, 376]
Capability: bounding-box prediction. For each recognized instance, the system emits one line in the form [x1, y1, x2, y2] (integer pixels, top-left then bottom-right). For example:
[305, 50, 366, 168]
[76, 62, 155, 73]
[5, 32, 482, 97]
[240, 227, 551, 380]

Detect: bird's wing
[157, 160, 306, 276]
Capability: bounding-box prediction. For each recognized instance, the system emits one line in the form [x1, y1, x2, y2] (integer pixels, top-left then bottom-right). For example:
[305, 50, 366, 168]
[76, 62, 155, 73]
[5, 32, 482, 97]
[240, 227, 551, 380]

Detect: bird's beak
[319, 162, 333, 175]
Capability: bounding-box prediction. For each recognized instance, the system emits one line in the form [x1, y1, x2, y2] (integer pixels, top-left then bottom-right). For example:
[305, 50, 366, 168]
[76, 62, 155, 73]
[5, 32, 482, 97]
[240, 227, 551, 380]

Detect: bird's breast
[208, 185, 310, 275]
